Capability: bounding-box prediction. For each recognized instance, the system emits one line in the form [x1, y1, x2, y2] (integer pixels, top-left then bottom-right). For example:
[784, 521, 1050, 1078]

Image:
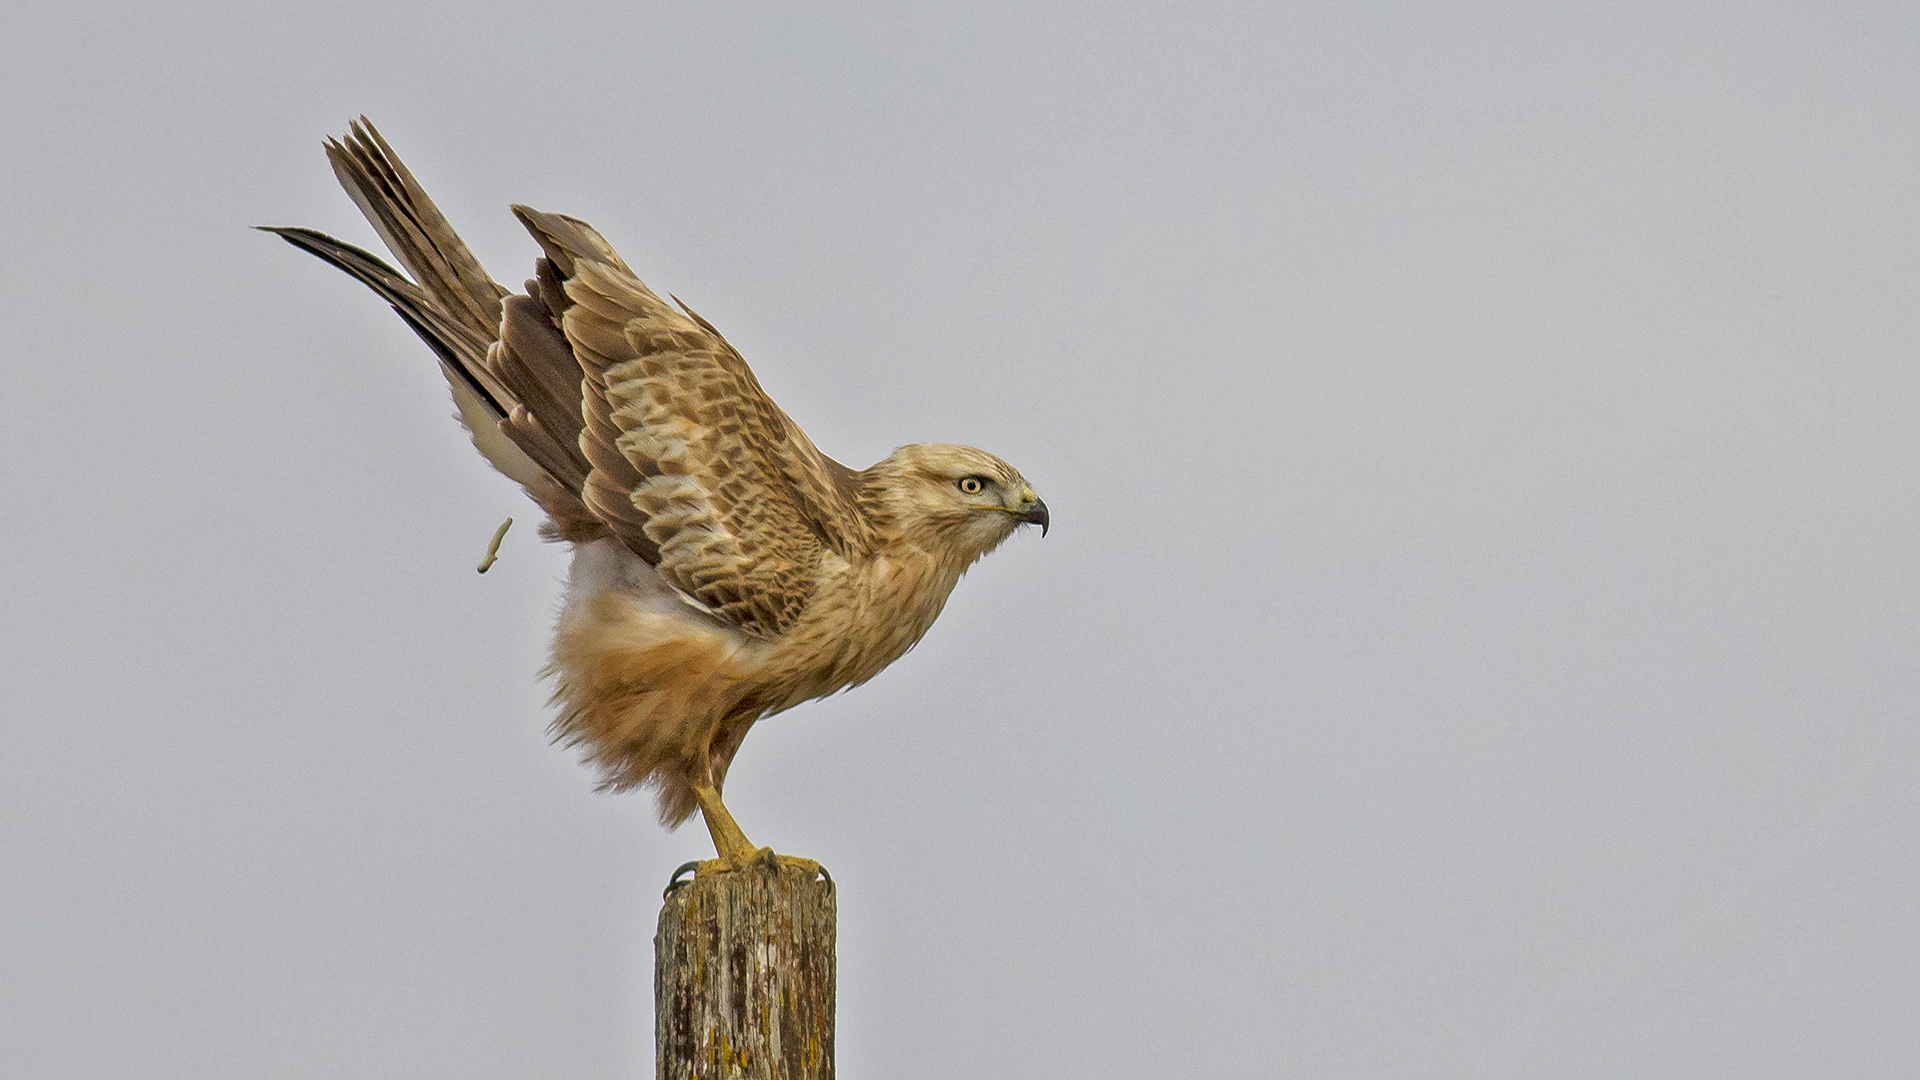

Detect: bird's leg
[692, 783, 765, 869]
[690, 784, 823, 879]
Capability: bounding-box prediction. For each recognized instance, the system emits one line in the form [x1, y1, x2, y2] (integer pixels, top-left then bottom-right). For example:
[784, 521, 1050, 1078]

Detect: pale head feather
[862, 443, 1042, 566]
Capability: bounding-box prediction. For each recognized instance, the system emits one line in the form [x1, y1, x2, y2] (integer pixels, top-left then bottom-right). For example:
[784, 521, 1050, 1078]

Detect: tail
[261, 118, 597, 534]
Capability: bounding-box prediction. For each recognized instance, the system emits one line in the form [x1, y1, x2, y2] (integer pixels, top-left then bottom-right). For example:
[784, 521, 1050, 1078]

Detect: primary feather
[266, 119, 1048, 826]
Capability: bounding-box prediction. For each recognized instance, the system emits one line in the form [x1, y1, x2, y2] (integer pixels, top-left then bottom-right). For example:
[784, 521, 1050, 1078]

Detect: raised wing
[264, 120, 606, 541]
[266, 119, 872, 637]
[511, 206, 873, 638]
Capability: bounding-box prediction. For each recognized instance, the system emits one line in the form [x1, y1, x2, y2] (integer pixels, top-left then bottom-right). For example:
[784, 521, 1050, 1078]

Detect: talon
[663, 860, 702, 897]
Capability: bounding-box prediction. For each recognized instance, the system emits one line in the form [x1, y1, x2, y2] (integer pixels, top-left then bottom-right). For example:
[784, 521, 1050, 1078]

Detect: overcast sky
[5, 2, 1919, 1077]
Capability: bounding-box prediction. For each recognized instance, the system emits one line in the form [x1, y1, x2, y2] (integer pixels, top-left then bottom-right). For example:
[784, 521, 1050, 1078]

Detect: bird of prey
[265, 120, 1048, 872]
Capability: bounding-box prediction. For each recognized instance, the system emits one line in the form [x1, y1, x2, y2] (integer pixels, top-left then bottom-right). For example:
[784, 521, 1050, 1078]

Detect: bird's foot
[693, 849, 823, 878]
[687, 783, 826, 879]
[667, 851, 828, 895]
[695, 846, 775, 875]
[777, 854, 824, 878]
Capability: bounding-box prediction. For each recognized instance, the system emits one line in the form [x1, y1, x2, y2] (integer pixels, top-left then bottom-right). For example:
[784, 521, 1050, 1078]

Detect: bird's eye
[957, 476, 987, 495]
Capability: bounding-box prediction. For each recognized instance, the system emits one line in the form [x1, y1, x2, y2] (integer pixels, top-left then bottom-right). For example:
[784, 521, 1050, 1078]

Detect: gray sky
[5, 2, 1918, 1077]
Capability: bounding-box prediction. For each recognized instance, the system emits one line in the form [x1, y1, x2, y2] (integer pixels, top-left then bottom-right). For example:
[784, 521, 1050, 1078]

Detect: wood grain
[656, 860, 835, 1079]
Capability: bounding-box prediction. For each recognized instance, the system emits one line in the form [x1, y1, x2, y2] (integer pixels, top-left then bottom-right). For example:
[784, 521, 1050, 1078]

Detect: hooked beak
[1015, 496, 1050, 536]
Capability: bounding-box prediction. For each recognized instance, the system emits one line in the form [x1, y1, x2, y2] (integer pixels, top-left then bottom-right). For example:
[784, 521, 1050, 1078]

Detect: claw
[663, 860, 703, 897]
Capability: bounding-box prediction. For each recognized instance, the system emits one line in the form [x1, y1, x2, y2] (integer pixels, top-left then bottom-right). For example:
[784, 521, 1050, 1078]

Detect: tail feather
[257, 226, 507, 413]
[263, 119, 600, 531]
[325, 118, 506, 342]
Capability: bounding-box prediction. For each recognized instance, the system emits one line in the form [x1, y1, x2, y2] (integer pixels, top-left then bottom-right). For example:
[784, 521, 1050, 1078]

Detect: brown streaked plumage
[264, 119, 1048, 867]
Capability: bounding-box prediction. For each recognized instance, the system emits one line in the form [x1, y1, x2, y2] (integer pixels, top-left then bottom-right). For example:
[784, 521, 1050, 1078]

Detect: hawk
[266, 120, 1048, 870]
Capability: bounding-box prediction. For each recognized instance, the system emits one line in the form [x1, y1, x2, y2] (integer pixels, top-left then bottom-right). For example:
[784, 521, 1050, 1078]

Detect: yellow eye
[957, 476, 987, 495]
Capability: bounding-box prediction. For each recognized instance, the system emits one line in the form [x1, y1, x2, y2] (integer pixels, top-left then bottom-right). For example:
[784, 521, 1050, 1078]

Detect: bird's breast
[754, 548, 966, 705]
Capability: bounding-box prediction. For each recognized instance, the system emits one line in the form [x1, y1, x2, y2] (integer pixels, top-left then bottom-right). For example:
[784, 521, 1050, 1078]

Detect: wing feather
[512, 205, 873, 637]
[272, 123, 869, 628]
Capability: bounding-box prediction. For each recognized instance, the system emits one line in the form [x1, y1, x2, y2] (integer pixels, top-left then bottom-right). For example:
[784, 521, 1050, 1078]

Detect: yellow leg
[693, 784, 764, 867]
[690, 784, 822, 878]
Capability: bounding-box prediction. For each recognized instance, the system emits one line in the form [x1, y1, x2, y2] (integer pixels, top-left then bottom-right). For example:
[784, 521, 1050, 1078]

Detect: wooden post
[655, 858, 836, 1079]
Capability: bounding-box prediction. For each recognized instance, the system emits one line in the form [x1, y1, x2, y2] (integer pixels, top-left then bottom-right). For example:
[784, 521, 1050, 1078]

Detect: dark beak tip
[1019, 497, 1050, 536]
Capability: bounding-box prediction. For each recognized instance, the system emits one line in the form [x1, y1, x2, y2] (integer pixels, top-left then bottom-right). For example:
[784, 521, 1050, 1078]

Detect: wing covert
[514, 207, 873, 638]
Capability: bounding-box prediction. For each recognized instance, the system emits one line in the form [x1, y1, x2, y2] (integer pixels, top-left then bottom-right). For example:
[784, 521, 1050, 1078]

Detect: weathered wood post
[656, 857, 836, 1079]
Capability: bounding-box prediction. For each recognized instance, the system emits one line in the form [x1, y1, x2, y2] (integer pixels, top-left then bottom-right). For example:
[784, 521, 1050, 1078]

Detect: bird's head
[865, 443, 1048, 561]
